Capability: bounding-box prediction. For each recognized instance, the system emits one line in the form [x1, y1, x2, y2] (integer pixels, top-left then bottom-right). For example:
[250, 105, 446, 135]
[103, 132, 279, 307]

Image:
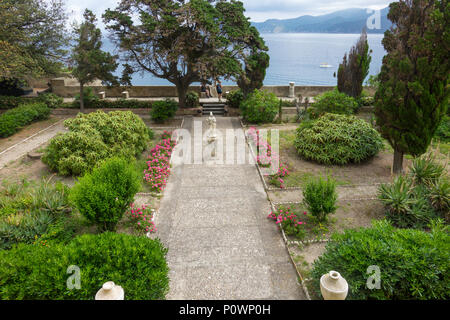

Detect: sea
[106, 33, 385, 86]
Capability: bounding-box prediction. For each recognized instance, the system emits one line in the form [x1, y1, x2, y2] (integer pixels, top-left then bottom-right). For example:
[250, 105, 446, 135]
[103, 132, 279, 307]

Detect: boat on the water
[320, 63, 332, 68]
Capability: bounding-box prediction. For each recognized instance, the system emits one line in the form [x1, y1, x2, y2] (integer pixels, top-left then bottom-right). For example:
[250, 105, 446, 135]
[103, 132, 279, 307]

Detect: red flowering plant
[144, 132, 177, 192]
[269, 162, 290, 189]
[268, 206, 307, 239]
[126, 203, 156, 234]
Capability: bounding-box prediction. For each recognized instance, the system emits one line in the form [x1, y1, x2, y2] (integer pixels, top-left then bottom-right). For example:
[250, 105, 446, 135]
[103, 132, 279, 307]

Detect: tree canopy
[374, 0, 449, 173]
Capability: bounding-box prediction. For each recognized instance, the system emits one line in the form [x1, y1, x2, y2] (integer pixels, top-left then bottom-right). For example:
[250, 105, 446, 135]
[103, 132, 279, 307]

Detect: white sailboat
[320, 50, 333, 68]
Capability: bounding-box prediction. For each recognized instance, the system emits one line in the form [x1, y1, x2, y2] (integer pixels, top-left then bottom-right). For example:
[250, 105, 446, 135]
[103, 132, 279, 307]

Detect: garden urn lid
[320, 271, 348, 300]
[95, 281, 124, 300]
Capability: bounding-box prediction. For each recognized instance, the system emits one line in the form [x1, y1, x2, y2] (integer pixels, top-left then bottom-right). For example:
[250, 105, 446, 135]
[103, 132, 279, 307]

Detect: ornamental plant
[295, 113, 383, 165]
[308, 89, 359, 119]
[240, 89, 279, 123]
[126, 203, 156, 234]
[303, 175, 338, 223]
[70, 157, 141, 232]
[247, 127, 277, 168]
[0, 102, 50, 138]
[269, 163, 290, 189]
[268, 207, 306, 239]
[150, 99, 178, 123]
[144, 134, 177, 193]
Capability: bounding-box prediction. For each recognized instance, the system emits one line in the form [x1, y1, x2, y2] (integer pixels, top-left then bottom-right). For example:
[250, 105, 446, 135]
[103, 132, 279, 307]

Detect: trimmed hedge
[42, 110, 151, 176]
[0, 103, 51, 138]
[0, 232, 169, 300]
[295, 113, 383, 165]
[72, 98, 154, 109]
[240, 89, 279, 123]
[311, 220, 450, 300]
[150, 99, 178, 123]
[308, 89, 359, 119]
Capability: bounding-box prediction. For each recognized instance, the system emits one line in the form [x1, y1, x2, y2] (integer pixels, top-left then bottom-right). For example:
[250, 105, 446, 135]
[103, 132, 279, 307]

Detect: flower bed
[268, 206, 307, 239]
[126, 203, 157, 234]
[143, 131, 177, 193]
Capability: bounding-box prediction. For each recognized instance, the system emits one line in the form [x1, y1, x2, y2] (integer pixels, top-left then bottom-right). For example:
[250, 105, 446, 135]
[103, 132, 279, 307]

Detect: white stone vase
[95, 281, 124, 300]
[320, 271, 348, 300]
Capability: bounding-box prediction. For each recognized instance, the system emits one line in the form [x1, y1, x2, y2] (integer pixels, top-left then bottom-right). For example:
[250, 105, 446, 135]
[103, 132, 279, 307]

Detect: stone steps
[202, 103, 226, 116]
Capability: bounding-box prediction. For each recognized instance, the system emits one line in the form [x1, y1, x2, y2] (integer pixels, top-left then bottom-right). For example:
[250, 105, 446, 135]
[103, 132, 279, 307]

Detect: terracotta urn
[320, 271, 348, 300]
[95, 281, 124, 300]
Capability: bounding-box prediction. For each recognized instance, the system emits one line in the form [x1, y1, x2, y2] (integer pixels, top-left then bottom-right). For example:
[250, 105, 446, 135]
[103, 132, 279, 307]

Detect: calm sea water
[109, 33, 385, 86]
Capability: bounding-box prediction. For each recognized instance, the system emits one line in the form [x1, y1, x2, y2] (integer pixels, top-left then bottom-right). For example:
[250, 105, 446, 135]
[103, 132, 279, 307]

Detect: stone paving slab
[156, 116, 305, 300]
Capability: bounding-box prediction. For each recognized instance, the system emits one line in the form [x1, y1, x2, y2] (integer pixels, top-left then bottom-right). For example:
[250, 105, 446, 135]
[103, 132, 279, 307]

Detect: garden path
[155, 116, 306, 299]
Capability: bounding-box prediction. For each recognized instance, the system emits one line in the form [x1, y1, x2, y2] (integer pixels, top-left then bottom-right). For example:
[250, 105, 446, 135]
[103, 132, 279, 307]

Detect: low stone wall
[51, 107, 202, 117]
[51, 77, 375, 98]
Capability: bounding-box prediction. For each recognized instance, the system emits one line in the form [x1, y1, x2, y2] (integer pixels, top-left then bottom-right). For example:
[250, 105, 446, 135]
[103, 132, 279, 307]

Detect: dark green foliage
[38, 93, 63, 108]
[70, 158, 141, 232]
[73, 87, 99, 108]
[311, 220, 450, 300]
[42, 110, 150, 176]
[302, 176, 338, 222]
[237, 51, 270, 98]
[150, 99, 178, 123]
[240, 89, 279, 123]
[0, 232, 169, 300]
[185, 92, 199, 108]
[67, 98, 154, 109]
[337, 28, 372, 98]
[226, 89, 244, 108]
[0, 180, 74, 250]
[72, 9, 118, 112]
[379, 154, 449, 228]
[374, 0, 450, 173]
[0, 95, 62, 110]
[309, 89, 359, 119]
[0, 103, 50, 137]
[295, 113, 383, 165]
[435, 115, 450, 142]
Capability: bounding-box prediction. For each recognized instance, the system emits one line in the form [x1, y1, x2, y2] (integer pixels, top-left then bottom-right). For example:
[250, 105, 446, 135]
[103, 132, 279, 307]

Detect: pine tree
[71, 9, 118, 112]
[374, 0, 449, 173]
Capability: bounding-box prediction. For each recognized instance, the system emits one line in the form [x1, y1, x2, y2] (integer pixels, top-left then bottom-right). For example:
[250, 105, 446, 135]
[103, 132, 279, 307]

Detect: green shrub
[0, 232, 169, 300]
[379, 155, 449, 229]
[70, 158, 141, 232]
[185, 91, 199, 108]
[0, 103, 51, 138]
[62, 99, 154, 109]
[309, 89, 359, 119]
[240, 89, 279, 123]
[0, 96, 38, 110]
[311, 220, 450, 300]
[295, 113, 383, 165]
[303, 176, 338, 222]
[226, 89, 244, 108]
[38, 93, 63, 108]
[434, 115, 449, 142]
[150, 99, 178, 123]
[73, 87, 99, 107]
[42, 110, 150, 176]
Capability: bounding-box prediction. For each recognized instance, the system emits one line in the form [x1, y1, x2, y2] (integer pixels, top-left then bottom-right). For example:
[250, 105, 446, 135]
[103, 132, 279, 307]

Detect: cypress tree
[374, 0, 449, 173]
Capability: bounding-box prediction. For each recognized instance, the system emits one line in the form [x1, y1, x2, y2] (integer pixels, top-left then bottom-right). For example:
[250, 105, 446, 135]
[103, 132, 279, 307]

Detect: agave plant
[409, 154, 445, 185]
[378, 176, 415, 221]
[428, 178, 450, 215]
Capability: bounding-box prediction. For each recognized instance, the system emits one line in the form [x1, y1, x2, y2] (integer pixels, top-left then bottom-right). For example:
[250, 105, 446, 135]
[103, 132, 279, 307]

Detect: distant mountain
[252, 7, 391, 34]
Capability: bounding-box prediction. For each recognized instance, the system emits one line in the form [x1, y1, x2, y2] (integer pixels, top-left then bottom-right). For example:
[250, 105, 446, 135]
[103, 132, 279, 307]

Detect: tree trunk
[79, 83, 85, 113]
[393, 148, 404, 174]
[175, 82, 188, 109]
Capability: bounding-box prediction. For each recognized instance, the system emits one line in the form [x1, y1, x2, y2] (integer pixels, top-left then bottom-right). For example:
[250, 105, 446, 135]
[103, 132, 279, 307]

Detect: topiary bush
[70, 157, 141, 232]
[308, 89, 359, 119]
[42, 110, 151, 176]
[310, 220, 450, 300]
[185, 91, 199, 108]
[0, 232, 169, 300]
[150, 99, 178, 123]
[0, 103, 51, 138]
[226, 89, 244, 108]
[240, 89, 279, 123]
[303, 176, 338, 222]
[294, 113, 383, 165]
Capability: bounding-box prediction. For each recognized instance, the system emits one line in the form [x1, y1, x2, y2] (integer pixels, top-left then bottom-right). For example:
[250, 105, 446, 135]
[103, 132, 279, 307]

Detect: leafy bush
[70, 157, 141, 232]
[302, 176, 338, 222]
[42, 110, 151, 176]
[308, 89, 359, 119]
[0, 180, 74, 250]
[38, 93, 63, 108]
[0, 232, 169, 300]
[295, 113, 383, 165]
[150, 99, 178, 123]
[434, 115, 450, 142]
[185, 91, 199, 108]
[73, 87, 99, 107]
[267, 206, 306, 239]
[0, 96, 40, 110]
[226, 89, 244, 108]
[0, 103, 51, 138]
[311, 220, 450, 300]
[240, 89, 279, 123]
[379, 154, 449, 228]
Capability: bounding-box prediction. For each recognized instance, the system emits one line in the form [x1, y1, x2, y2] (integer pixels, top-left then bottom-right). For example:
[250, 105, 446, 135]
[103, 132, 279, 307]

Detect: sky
[64, 0, 393, 24]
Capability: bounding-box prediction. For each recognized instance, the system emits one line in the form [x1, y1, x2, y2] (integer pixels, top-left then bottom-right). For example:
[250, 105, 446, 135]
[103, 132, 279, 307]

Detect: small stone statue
[207, 112, 217, 143]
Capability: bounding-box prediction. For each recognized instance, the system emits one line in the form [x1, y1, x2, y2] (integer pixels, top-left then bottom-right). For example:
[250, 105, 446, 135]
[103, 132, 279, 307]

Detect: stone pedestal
[320, 271, 348, 300]
[95, 281, 124, 300]
[122, 91, 129, 99]
[289, 82, 295, 98]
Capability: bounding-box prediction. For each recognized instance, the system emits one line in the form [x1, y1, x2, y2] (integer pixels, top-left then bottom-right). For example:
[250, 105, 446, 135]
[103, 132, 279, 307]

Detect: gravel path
[156, 117, 306, 300]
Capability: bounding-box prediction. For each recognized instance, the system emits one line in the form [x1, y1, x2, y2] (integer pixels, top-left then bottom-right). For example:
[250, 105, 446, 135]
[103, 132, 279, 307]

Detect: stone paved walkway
[155, 116, 305, 300]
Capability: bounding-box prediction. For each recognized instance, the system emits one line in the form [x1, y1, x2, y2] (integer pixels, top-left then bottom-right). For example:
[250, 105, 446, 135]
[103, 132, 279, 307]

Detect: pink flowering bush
[143, 132, 177, 192]
[268, 207, 307, 239]
[269, 163, 290, 189]
[126, 203, 156, 234]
